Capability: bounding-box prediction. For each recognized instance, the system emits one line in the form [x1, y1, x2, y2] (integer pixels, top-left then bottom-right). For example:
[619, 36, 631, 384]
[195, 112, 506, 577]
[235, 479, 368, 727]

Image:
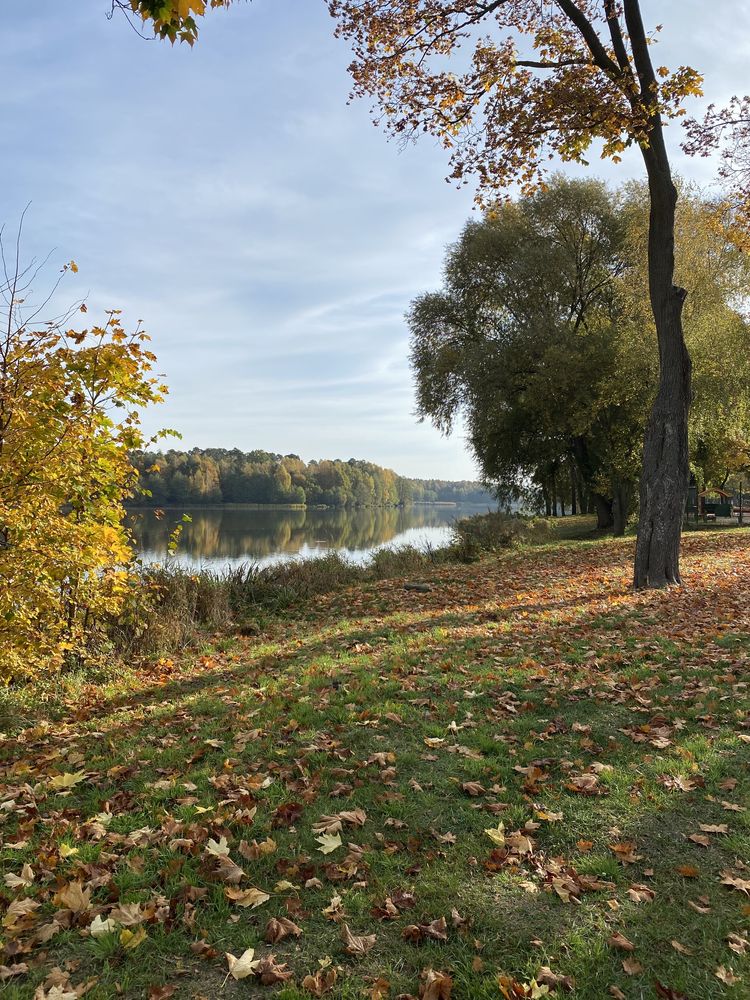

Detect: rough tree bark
[612, 480, 633, 537]
[625, 1, 692, 588]
[593, 493, 614, 531]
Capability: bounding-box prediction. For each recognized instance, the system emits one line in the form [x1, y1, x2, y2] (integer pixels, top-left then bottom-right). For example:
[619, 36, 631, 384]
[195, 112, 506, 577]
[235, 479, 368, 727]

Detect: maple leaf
[255, 954, 294, 985]
[316, 832, 343, 854]
[54, 881, 91, 913]
[109, 902, 145, 926]
[89, 914, 118, 938]
[48, 771, 87, 791]
[213, 854, 245, 884]
[313, 814, 344, 834]
[676, 865, 700, 878]
[627, 884, 655, 904]
[1, 964, 29, 981]
[721, 870, 750, 894]
[225, 887, 270, 908]
[323, 894, 346, 921]
[204, 836, 230, 857]
[462, 781, 485, 796]
[301, 968, 338, 996]
[537, 966, 574, 992]
[341, 922, 377, 956]
[225, 947, 260, 980]
[669, 940, 692, 958]
[484, 821, 505, 847]
[148, 987, 177, 1000]
[727, 932, 749, 954]
[421, 968, 453, 1000]
[4, 863, 34, 888]
[265, 917, 303, 943]
[654, 984, 689, 999]
[120, 926, 147, 950]
[239, 837, 277, 859]
[33, 987, 78, 1000]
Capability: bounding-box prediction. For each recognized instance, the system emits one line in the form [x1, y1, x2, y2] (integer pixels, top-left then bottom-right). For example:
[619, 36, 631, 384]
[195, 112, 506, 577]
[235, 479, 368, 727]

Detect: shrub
[450, 511, 550, 561]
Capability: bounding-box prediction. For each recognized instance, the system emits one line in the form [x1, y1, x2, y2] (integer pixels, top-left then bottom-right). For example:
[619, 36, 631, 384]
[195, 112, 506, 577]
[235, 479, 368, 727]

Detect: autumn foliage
[0, 250, 167, 680]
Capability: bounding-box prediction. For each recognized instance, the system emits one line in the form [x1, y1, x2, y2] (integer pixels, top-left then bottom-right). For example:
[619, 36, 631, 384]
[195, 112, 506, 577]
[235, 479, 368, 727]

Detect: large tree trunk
[622, 0, 692, 588]
[633, 170, 692, 587]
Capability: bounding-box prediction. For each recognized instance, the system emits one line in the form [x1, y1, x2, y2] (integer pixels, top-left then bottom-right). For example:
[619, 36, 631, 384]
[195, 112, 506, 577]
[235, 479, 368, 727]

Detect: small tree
[0, 224, 168, 679]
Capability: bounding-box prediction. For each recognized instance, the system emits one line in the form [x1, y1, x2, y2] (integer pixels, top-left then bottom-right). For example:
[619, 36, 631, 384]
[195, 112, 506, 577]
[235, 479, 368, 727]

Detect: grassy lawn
[1, 529, 749, 999]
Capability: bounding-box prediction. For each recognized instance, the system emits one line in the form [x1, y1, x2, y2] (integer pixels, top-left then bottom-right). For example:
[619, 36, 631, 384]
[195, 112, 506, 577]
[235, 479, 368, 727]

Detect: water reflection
[128, 504, 478, 569]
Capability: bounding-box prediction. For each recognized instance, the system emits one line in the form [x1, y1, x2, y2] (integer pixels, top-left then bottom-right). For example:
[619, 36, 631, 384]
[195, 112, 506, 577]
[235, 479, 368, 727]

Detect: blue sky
[1, 1, 748, 479]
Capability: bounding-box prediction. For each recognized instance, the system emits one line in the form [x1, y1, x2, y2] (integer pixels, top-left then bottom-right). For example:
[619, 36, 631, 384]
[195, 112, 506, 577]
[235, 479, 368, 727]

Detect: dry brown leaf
[341, 922, 377, 956]
[622, 957, 643, 975]
[420, 968, 452, 1000]
[670, 940, 693, 955]
[715, 965, 741, 986]
[609, 932, 635, 951]
[302, 968, 338, 996]
[265, 917, 303, 943]
[225, 887, 270, 908]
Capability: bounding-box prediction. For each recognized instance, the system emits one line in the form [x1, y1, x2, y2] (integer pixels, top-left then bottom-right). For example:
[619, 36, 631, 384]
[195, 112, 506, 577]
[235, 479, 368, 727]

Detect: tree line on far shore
[129, 448, 496, 509]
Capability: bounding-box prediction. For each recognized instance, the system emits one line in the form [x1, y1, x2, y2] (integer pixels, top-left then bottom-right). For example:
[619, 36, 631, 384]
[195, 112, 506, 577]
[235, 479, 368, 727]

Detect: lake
[128, 504, 486, 570]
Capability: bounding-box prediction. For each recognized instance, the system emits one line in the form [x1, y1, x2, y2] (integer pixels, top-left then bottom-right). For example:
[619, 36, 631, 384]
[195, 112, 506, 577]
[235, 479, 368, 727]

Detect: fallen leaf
[265, 917, 303, 943]
[89, 914, 118, 938]
[622, 957, 643, 975]
[49, 771, 87, 791]
[715, 965, 741, 986]
[316, 832, 343, 855]
[120, 926, 147, 950]
[421, 968, 452, 999]
[609, 932, 635, 951]
[226, 947, 260, 980]
[341, 922, 377, 956]
[225, 887, 270, 908]
[302, 968, 338, 996]
[670, 940, 693, 956]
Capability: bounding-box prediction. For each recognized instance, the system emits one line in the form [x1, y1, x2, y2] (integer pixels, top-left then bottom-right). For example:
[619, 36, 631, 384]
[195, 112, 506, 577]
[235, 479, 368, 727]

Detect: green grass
[1, 528, 749, 998]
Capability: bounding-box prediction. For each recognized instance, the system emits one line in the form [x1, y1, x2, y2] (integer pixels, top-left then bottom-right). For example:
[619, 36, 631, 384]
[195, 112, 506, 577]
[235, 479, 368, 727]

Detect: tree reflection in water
[128, 505, 477, 569]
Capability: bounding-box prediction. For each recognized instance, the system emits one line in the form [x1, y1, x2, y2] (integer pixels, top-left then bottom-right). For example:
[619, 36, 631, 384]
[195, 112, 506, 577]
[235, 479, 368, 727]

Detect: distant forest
[129, 448, 495, 508]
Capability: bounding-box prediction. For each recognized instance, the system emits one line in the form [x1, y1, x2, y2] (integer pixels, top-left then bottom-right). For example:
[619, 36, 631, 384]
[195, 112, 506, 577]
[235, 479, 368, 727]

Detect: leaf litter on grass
[1, 530, 750, 998]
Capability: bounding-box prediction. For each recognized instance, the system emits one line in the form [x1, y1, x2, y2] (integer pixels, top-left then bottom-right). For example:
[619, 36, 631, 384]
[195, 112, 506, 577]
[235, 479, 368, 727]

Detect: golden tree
[0, 222, 168, 679]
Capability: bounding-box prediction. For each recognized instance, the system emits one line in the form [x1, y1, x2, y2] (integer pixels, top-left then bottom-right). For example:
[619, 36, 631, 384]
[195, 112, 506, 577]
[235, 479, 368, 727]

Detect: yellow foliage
[0, 261, 168, 681]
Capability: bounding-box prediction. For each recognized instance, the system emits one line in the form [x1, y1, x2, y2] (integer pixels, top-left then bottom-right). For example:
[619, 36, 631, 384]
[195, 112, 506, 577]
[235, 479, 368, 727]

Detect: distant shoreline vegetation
[128, 448, 495, 509]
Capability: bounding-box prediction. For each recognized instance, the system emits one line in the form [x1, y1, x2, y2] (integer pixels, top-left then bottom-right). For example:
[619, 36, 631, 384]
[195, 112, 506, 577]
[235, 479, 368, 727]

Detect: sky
[1, 1, 748, 479]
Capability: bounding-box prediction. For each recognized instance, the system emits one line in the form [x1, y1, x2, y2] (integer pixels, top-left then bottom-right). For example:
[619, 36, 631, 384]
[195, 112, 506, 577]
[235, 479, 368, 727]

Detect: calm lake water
[128, 504, 485, 570]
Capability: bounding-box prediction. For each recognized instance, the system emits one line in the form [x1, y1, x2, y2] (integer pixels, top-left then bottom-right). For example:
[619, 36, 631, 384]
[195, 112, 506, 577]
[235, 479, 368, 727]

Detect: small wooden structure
[699, 488, 733, 520]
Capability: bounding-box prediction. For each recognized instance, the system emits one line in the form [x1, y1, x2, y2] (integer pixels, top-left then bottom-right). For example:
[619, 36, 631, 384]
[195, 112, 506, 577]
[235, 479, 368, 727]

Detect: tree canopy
[410, 178, 750, 532]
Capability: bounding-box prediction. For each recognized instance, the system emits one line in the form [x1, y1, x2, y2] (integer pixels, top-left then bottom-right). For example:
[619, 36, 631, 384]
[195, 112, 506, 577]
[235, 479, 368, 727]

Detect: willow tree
[116, 0, 708, 587]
